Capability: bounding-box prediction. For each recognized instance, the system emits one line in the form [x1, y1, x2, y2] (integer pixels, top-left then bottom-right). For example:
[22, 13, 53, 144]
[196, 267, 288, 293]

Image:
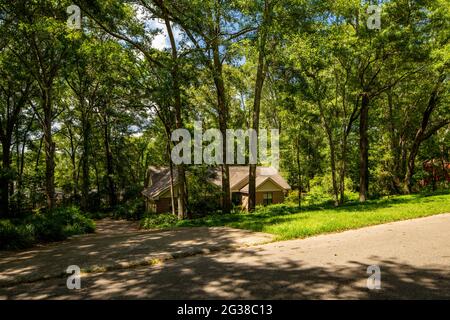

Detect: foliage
[305, 175, 356, 205]
[0, 206, 95, 250]
[140, 213, 179, 229]
[0, 0, 448, 220]
[0, 220, 35, 250]
[186, 166, 223, 214]
[112, 199, 145, 221]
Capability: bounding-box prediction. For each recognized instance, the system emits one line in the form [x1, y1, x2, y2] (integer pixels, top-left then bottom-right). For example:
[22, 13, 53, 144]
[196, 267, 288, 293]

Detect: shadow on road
[2, 247, 448, 299]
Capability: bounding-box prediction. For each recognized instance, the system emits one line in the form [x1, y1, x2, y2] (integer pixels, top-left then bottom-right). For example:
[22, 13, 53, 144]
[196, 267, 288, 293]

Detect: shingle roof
[141, 166, 179, 200]
[239, 173, 291, 193]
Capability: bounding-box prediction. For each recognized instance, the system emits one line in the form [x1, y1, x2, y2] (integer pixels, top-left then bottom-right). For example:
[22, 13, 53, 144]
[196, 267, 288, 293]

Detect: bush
[26, 206, 95, 241]
[0, 206, 95, 250]
[0, 220, 35, 250]
[304, 174, 354, 206]
[141, 213, 179, 229]
[112, 199, 145, 220]
[55, 206, 95, 235]
[85, 210, 110, 220]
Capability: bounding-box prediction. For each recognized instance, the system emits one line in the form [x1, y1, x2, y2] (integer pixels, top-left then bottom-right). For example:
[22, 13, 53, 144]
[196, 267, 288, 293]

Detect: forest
[0, 0, 449, 248]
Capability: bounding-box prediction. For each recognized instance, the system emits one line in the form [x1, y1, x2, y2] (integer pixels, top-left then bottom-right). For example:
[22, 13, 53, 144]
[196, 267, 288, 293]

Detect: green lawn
[143, 192, 450, 241]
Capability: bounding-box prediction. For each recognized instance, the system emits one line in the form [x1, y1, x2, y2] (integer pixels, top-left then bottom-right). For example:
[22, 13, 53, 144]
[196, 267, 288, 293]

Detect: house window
[263, 192, 273, 206]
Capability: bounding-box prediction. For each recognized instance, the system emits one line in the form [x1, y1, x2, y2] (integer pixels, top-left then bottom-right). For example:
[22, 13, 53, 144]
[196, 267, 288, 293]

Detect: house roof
[142, 166, 291, 200]
[141, 166, 179, 200]
[239, 172, 291, 193]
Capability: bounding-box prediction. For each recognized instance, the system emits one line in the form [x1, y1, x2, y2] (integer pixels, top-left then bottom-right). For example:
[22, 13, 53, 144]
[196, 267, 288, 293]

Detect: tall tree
[0, 48, 33, 216]
[249, 0, 274, 212]
[6, 1, 72, 209]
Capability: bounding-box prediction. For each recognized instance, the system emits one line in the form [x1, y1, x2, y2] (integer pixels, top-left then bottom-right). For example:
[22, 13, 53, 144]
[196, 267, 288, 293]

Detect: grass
[142, 192, 450, 241]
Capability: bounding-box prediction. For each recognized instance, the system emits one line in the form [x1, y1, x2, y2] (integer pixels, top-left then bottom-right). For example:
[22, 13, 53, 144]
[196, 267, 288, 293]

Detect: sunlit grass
[169, 192, 450, 241]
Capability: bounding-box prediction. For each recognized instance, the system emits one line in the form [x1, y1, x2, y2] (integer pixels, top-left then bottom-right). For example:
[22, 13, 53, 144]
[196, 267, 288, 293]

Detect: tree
[248, 0, 274, 212]
[5, 1, 74, 209]
[78, 0, 190, 218]
[0, 47, 33, 216]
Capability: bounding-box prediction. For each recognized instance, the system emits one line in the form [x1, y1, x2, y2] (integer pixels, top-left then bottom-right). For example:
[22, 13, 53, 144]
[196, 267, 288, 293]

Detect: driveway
[1, 214, 449, 299]
[0, 219, 273, 287]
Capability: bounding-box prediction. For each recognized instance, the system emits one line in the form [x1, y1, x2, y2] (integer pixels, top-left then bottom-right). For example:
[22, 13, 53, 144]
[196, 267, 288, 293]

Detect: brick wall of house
[156, 197, 174, 213]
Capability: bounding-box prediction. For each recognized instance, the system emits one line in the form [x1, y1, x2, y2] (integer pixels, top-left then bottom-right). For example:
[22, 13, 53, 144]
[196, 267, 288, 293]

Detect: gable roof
[142, 166, 179, 200]
[239, 175, 291, 193]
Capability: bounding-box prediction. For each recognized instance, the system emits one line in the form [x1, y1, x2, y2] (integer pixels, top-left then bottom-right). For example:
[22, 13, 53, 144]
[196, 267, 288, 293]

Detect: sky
[132, 3, 183, 50]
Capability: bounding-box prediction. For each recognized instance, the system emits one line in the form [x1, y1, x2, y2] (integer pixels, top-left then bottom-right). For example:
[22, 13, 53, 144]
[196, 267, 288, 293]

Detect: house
[142, 166, 291, 213]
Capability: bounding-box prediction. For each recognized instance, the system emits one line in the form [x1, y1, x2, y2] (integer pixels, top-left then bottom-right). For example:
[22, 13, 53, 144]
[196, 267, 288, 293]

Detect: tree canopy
[0, 0, 448, 219]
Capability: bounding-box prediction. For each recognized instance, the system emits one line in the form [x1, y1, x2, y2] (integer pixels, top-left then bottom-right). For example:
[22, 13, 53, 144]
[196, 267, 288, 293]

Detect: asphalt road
[1, 214, 449, 299]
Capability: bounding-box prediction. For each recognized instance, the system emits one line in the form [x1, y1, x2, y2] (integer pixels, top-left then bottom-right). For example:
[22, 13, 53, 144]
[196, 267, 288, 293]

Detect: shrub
[26, 206, 95, 242]
[85, 210, 110, 220]
[0, 220, 35, 250]
[112, 199, 145, 220]
[141, 213, 178, 229]
[55, 206, 96, 235]
[0, 206, 95, 250]
[31, 214, 67, 242]
[304, 174, 354, 206]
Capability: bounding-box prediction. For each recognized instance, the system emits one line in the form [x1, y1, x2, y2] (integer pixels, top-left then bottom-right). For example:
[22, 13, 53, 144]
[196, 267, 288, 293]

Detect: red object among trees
[421, 160, 450, 187]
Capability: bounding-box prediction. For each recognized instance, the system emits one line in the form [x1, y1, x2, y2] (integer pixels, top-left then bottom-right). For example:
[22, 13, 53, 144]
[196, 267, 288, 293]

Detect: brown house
[142, 166, 291, 213]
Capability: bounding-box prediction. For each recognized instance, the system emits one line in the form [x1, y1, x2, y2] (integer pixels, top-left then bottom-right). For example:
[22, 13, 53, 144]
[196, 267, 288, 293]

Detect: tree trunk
[359, 93, 370, 202]
[329, 135, 339, 206]
[339, 135, 348, 205]
[65, 124, 78, 204]
[43, 90, 56, 209]
[404, 75, 445, 193]
[166, 139, 176, 216]
[17, 124, 29, 214]
[81, 113, 91, 211]
[404, 137, 425, 194]
[103, 114, 116, 207]
[212, 42, 231, 214]
[318, 98, 339, 206]
[163, 15, 189, 219]
[0, 142, 11, 217]
[249, 0, 271, 212]
[296, 135, 302, 209]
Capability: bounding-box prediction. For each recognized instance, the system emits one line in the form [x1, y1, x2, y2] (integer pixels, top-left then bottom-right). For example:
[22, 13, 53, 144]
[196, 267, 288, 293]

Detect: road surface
[1, 214, 449, 299]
